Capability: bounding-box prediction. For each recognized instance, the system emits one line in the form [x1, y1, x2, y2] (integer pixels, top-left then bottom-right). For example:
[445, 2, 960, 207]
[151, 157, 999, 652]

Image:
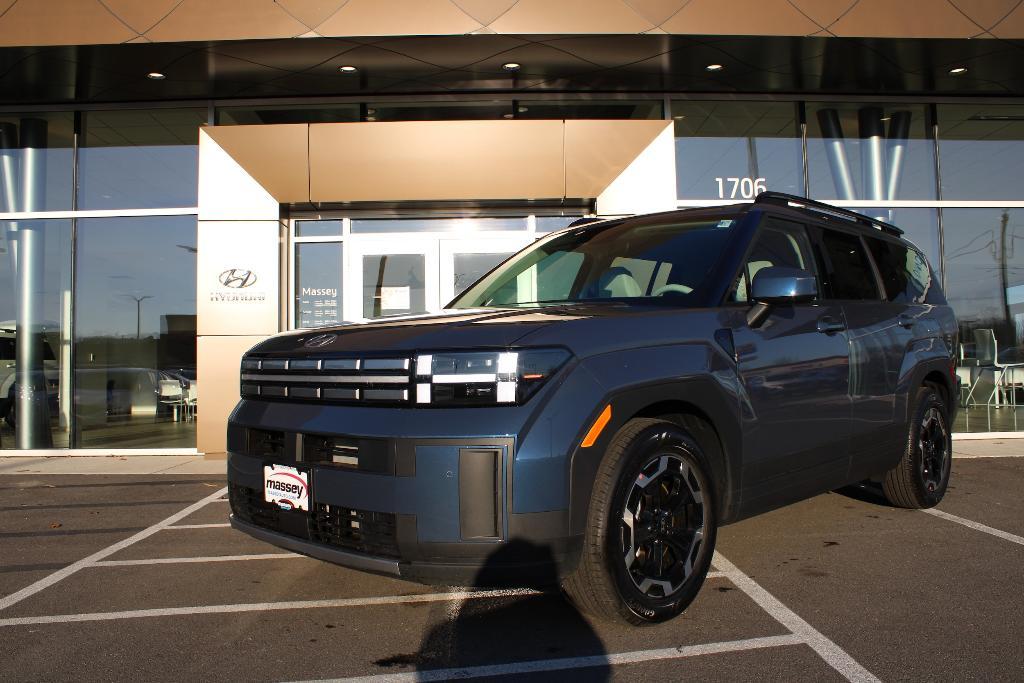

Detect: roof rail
[753, 191, 904, 237]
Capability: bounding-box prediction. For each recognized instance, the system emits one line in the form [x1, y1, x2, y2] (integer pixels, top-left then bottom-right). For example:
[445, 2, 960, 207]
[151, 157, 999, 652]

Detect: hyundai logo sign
[304, 333, 337, 348]
[219, 269, 257, 289]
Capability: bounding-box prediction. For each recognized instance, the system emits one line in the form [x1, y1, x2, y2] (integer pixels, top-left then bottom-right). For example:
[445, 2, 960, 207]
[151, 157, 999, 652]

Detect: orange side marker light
[581, 404, 612, 448]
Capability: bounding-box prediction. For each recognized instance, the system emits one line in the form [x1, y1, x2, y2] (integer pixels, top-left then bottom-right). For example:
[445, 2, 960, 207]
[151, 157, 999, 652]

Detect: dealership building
[3, 0, 1024, 456]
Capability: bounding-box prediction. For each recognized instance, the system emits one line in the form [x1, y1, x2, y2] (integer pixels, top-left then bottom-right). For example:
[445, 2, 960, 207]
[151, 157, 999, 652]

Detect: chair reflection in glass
[962, 328, 1024, 431]
[157, 379, 186, 422]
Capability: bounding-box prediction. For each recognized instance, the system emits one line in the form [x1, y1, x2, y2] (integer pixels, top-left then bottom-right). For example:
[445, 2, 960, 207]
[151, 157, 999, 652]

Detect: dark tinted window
[865, 238, 932, 303]
[818, 230, 879, 300]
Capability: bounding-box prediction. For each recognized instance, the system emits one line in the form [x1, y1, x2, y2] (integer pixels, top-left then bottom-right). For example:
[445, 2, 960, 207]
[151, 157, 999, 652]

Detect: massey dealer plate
[264, 464, 309, 511]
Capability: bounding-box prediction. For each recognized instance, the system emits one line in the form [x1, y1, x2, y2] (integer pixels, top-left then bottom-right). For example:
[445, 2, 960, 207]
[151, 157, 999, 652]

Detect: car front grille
[310, 504, 399, 558]
[229, 483, 399, 559]
[240, 356, 411, 404]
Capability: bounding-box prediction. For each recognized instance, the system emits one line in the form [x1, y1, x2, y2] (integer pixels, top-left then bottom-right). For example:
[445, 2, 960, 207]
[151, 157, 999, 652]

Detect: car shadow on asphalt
[406, 540, 611, 681]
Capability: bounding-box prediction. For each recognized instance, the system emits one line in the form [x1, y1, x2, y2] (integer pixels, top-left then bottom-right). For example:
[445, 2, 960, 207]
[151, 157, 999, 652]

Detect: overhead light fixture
[366, 116, 377, 122]
[338, 65, 358, 73]
[673, 114, 686, 120]
[146, 72, 165, 80]
[517, 106, 528, 113]
[705, 64, 724, 72]
[949, 66, 967, 74]
[502, 62, 521, 72]
[502, 113, 515, 119]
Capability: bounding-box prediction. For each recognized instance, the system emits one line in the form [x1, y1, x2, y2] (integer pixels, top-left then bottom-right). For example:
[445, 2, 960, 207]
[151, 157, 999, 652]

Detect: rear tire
[562, 418, 717, 625]
[882, 384, 951, 509]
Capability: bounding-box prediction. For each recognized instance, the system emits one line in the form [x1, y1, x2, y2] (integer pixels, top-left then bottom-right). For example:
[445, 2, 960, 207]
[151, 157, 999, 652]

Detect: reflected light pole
[123, 294, 154, 339]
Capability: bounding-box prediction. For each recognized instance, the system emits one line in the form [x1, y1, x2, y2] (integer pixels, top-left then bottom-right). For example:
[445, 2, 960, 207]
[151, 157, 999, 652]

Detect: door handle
[897, 315, 916, 329]
[817, 317, 846, 334]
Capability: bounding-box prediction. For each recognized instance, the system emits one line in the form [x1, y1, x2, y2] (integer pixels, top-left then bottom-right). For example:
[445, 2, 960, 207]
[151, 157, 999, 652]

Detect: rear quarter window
[866, 238, 932, 304]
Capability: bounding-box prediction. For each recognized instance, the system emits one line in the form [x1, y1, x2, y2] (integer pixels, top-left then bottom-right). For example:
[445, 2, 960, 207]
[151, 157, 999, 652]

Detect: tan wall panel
[828, 0, 981, 38]
[197, 334, 269, 455]
[318, 0, 481, 37]
[4, 0, 1024, 45]
[662, 0, 819, 36]
[145, 0, 307, 42]
[564, 120, 669, 198]
[204, 124, 310, 204]
[309, 120, 565, 202]
[489, 0, 653, 34]
[0, 0, 135, 47]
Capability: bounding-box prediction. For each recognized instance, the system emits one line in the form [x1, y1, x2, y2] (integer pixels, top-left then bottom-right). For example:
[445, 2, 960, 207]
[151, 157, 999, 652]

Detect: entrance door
[348, 238, 440, 321]
[439, 236, 533, 306]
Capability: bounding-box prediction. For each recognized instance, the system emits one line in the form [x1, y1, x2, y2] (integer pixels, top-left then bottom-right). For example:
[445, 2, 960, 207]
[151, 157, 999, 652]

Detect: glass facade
[79, 109, 205, 209]
[672, 101, 802, 200]
[807, 102, 936, 201]
[4, 96, 1024, 447]
[73, 216, 197, 449]
[0, 108, 200, 451]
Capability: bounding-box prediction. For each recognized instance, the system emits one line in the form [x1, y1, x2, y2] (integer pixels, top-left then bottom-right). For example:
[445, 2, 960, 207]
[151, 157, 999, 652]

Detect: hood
[248, 306, 603, 356]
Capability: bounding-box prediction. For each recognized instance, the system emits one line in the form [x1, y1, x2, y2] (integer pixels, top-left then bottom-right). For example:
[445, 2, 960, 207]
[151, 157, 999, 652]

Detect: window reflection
[938, 105, 1024, 200]
[73, 216, 197, 449]
[672, 101, 802, 200]
[0, 220, 72, 449]
[807, 103, 935, 200]
[944, 208, 1024, 432]
[79, 109, 205, 209]
[0, 112, 74, 212]
[362, 254, 425, 318]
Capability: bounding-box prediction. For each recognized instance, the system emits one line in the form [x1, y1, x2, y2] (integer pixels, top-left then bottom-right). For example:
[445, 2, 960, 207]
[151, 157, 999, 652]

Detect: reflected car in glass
[227, 193, 958, 625]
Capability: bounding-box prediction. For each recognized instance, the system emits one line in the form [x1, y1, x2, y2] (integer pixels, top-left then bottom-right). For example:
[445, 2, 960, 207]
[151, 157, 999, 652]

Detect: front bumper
[227, 442, 580, 586]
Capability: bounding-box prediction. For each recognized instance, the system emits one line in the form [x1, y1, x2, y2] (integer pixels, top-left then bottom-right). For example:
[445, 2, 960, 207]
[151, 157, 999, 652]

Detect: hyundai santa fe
[227, 192, 958, 625]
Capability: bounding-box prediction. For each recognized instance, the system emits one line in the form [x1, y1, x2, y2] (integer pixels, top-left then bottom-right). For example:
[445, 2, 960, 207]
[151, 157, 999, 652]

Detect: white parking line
[0, 486, 228, 612]
[922, 508, 1024, 547]
[0, 589, 539, 627]
[164, 523, 231, 530]
[92, 553, 302, 567]
[712, 552, 880, 683]
[293, 634, 806, 683]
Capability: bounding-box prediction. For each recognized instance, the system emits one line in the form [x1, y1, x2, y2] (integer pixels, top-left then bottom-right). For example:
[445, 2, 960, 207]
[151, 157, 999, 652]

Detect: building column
[196, 129, 282, 457]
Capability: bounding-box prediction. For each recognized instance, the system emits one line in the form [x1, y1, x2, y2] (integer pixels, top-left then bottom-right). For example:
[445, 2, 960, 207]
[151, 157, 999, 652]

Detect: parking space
[1, 455, 1023, 682]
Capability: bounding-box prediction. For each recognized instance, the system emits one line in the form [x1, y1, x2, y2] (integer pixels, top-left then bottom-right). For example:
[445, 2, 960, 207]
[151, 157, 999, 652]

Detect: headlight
[414, 348, 570, 406]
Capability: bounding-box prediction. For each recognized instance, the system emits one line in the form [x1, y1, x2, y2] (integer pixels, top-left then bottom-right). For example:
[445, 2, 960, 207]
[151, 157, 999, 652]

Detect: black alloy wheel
[919, 406, 949, 494]
[620, 453, 705, 599]
[883, 383, 952, 509]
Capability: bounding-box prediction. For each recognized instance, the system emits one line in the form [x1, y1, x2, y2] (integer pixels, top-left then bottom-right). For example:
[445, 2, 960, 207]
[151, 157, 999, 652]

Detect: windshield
[451, 215, 739, 309]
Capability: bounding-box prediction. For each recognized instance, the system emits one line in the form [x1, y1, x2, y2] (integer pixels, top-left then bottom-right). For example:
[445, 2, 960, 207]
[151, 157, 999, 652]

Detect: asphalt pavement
[0, 448, 1022, 682]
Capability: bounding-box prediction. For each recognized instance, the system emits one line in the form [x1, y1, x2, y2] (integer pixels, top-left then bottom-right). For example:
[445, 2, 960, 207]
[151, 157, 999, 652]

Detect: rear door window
[865, 238, 932, 303]
[817, 229, 880, 301]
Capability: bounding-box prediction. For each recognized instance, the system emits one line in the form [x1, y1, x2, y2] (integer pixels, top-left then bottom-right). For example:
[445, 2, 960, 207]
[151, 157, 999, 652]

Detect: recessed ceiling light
[338, 65, 358, 73]
[146, 72, 165, 80]
[673, 114, 686, 120]
[517, 106, 528, 113]
[366, 116, 377, 122]
[366, 108, 376, 115]
[705, 64, 724, 72]
[949, 66, 967, 74]
[502, 62, 521, 72]
[502, 113, 515, 119]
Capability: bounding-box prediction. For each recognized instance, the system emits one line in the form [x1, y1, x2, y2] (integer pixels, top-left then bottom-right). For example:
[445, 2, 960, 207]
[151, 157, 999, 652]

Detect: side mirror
[747, 267, 817, 328]
[750, 266, 817, 305]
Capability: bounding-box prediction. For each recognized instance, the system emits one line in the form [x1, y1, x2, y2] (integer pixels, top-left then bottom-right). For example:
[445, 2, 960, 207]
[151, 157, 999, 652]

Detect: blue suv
[227, 193, 958, 624]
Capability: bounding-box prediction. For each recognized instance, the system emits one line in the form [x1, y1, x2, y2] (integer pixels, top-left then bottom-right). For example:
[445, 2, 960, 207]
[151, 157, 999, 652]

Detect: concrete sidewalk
[0, 438, 1021, 475]
[0, 455, 226, 475]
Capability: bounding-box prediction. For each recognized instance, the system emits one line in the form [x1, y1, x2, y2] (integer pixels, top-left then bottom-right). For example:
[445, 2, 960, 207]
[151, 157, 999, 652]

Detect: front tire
[882, 384, 952, 509]
[562, 418, 717, 625]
